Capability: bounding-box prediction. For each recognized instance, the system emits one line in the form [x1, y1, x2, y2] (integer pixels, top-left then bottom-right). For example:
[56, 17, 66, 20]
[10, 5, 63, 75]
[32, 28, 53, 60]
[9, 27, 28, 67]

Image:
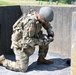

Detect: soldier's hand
[43, 36, 54, 45]
[48, 37, 54, 42]
[48, 31, 54, 38]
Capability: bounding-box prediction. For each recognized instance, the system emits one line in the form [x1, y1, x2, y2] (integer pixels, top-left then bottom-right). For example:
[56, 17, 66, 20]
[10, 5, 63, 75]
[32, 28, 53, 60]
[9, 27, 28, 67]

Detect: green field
[0, 0, 74, 6]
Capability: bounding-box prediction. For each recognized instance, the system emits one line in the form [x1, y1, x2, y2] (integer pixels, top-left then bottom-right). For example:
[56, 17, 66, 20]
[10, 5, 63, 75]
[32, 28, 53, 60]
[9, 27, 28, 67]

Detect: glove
[47, 27, 54, 38]
[43, 35, 54, 45]
[48, 37, 54, 42]
[48, 31, 54, 38]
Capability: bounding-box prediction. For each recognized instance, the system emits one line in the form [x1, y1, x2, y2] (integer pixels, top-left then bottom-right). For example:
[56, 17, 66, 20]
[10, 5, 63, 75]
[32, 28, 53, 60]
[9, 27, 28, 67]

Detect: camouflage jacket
[11, 11, 53, 48]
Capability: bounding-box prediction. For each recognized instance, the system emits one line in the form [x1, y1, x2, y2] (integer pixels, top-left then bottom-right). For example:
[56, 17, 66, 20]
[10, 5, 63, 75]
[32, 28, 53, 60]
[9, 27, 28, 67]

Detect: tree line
[36, 0, 76, 4]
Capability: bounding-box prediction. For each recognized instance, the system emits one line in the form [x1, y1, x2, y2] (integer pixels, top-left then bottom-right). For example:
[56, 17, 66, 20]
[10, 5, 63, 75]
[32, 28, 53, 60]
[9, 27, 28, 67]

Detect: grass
[0, 0, 75, 6]
[0, 0, 54, 6]
[0, 0, 9, 5]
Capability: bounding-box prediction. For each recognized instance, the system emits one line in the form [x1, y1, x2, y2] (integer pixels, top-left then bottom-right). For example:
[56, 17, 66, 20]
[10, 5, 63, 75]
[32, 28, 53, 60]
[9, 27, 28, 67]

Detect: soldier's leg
[0, 48, 29, 72]
[38, 44, 48, 58]
[37, 44, 53, 65]
[24, 46, 35, 56]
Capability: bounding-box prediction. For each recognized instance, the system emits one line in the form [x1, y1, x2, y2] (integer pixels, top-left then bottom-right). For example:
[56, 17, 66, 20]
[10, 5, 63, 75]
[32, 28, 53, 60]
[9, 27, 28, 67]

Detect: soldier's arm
[42, 23, 54, 38]
[27, 19, 36, 38]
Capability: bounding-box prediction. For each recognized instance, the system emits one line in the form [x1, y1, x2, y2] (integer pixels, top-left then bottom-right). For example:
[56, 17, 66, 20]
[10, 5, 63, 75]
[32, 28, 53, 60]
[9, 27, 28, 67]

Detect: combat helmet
[39, 6, 54, 22]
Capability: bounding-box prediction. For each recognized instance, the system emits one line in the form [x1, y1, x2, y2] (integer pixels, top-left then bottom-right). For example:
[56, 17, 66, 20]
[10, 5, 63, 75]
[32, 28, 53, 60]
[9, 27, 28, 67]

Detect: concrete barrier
[0, 6, 22, 55]
[0, 6, 76, 57]
[71, 12, 76, 75]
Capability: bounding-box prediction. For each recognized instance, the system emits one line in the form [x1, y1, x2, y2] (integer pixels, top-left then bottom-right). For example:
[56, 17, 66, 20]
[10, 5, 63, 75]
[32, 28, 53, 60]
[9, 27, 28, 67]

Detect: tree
[36, 0, 76, 4]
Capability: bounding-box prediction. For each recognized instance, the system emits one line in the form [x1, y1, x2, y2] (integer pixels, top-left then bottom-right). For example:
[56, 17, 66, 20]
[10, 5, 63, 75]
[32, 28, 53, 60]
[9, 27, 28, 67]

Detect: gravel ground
[0, 49, 71, 75]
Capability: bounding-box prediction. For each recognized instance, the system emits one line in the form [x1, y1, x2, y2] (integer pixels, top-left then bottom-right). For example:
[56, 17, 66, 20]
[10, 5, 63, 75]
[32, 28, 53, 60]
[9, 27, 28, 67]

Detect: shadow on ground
[0, 53, 70, 73]
[28, 58, 70, 72]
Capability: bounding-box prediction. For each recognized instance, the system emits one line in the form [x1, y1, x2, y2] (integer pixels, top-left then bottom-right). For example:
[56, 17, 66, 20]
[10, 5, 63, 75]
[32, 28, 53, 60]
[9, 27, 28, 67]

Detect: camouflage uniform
[2, 11, 53, 72]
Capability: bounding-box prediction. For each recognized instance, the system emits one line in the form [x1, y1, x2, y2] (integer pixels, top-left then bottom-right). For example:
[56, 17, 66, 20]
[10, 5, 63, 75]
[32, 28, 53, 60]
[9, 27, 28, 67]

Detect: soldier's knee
[11, 61, 28, 72]
[19, 65, 28, 72]
[20, 68, 27, 72]
[19, 61, 28, 72]
[13, 64, 28, 72]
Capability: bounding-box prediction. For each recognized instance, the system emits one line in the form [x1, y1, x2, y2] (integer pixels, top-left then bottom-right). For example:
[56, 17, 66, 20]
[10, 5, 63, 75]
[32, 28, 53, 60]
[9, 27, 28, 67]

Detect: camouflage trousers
[2, 44, 48, 72]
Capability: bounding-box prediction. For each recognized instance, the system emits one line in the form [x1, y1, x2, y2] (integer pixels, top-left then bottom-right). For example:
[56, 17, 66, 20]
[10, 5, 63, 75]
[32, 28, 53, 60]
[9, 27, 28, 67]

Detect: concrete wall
[49, 6, 76, 57]
[0, 6, 76, 56]
[71, 12, 76, 75]
[0, 6, 22, 55]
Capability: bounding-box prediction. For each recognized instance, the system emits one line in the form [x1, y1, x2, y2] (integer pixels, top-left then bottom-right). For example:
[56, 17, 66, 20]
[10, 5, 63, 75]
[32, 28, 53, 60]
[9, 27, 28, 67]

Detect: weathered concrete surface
[0, 50, 70, 75]
[71, 12, 76, 75]
[0, 6, 76, 56]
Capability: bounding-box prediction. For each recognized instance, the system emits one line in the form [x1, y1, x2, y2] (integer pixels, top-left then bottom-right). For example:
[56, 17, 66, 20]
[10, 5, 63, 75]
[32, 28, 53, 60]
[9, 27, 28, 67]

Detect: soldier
[0, 6, 54, 72]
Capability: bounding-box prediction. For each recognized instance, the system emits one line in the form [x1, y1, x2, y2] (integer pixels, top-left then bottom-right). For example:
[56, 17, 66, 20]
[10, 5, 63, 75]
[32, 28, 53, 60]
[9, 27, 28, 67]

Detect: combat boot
[66, 59, 71, 66]
[0, 55, 5, 64]
[37, 57, 53, 65]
